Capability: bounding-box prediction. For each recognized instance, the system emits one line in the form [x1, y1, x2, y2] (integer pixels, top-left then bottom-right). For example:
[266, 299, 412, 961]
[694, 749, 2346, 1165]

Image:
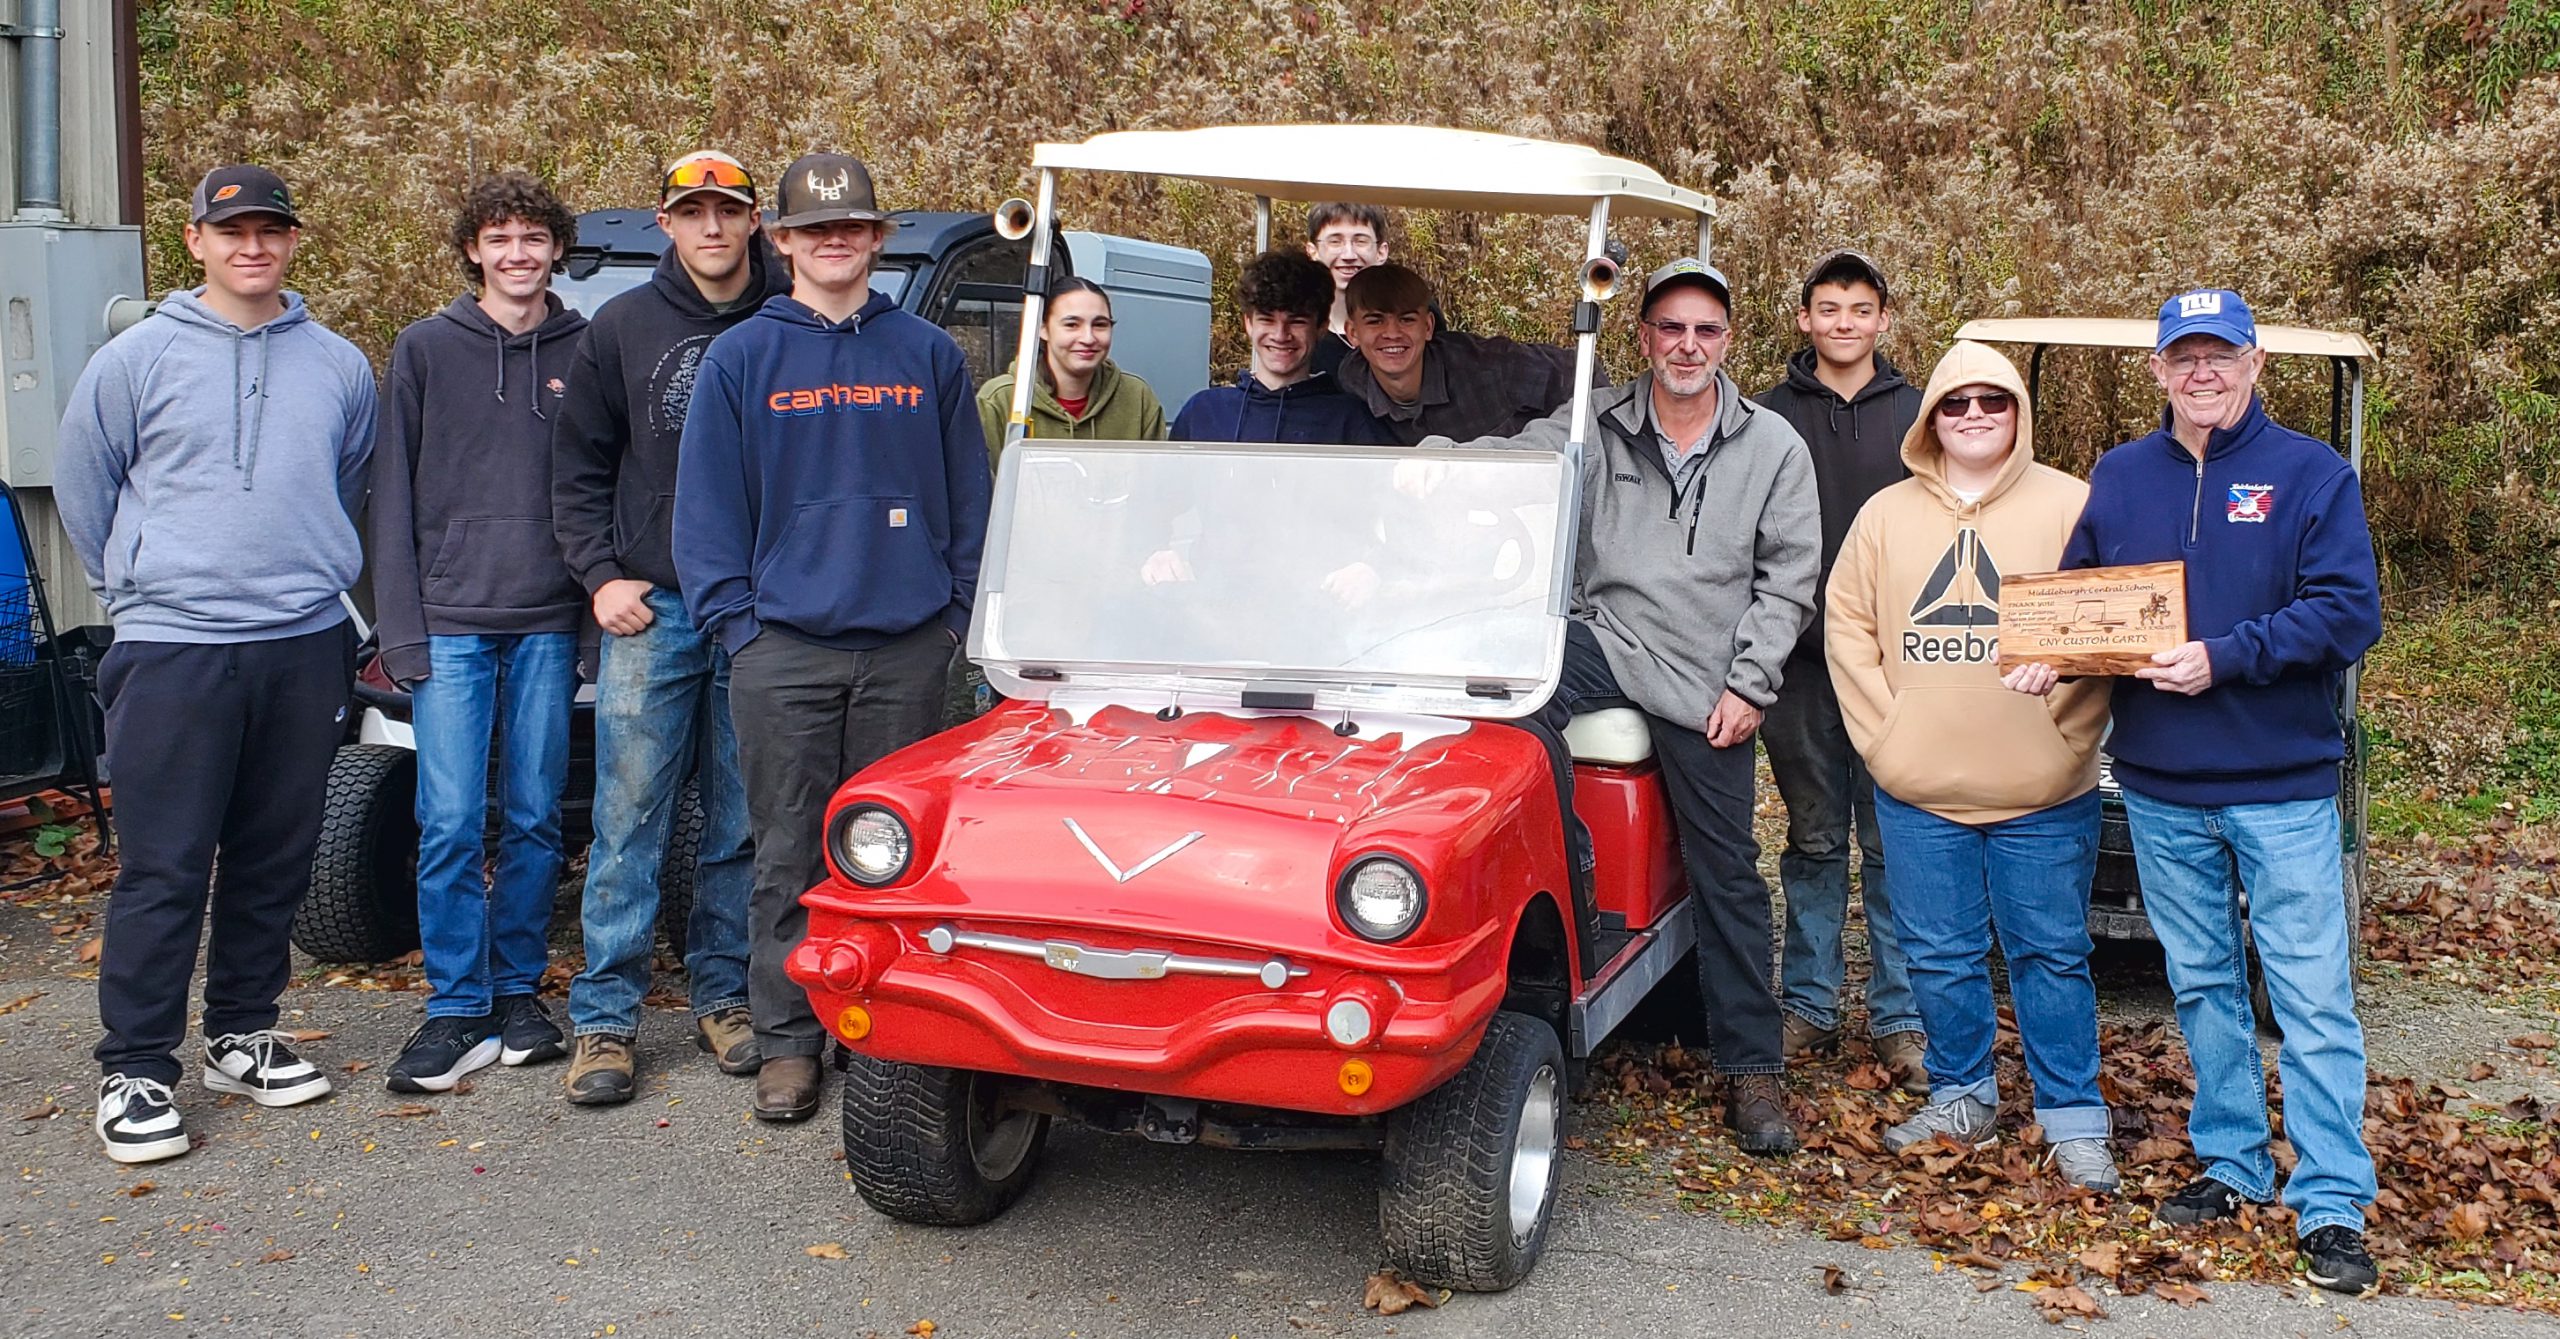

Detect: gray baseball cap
[1640, 257, 1732, 314]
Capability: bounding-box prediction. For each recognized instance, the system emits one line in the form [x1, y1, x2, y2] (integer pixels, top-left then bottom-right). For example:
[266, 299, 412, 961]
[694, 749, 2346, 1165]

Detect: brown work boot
[752, 1055, 822, 1123]
[694, 1008, 761, 1076]
[563, 1034, 635, 1107]
[1873, 1031, 1932, 1097]
[1724, 1073, 1802, 1157]
[1781, 1013, 1841, 1059]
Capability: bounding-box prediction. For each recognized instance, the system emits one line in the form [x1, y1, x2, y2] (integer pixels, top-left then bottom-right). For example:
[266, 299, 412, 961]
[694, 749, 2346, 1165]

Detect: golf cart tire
[841, 1052, 1050, 1227]
[1379, 1010, 1566, 1293]
[655, 779, 706, 959]
[293, 743, 421, 963]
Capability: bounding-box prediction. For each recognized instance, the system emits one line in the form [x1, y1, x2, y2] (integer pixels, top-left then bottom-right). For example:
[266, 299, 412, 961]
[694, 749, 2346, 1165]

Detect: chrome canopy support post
[1565, 198, 1612, 454]
[1254, 195, 1272, 253]
[1558, 197, 1613, 615]
[1003, 168, 1060, 450]
[1696, 212, 1714, 265]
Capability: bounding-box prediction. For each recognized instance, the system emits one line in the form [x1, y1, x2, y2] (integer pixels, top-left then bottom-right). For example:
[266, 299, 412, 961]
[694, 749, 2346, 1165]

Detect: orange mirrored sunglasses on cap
[660, 152, 755, 204]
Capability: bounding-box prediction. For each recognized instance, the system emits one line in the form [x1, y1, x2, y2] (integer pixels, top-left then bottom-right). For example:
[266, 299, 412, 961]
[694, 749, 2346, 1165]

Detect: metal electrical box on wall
[1, 222, 145, 487]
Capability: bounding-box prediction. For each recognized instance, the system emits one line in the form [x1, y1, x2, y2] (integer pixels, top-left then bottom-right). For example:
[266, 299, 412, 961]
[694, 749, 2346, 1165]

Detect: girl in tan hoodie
[1825, 340, 2119, 1191]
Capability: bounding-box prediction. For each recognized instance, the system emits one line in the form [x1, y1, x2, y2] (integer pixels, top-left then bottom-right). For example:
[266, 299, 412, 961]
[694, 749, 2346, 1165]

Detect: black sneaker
[496, 995, 566, 1067]
[2157, 1174, 2247, 1225]
[2301, 1225, 2379, 1294]
[203, 1030, 334, 1107]
[95, 1074, 189, 1165]
[386, 1015, 501, 1094]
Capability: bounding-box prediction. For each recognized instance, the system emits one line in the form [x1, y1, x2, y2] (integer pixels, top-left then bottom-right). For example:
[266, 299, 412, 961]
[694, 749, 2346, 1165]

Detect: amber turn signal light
[1337, 1058, 1374, 1096]
[836, 1005, 873, 1041]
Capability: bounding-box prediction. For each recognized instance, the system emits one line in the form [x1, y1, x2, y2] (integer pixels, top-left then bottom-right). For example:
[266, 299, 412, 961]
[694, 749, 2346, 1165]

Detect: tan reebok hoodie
[1825, 341, 2110, 824]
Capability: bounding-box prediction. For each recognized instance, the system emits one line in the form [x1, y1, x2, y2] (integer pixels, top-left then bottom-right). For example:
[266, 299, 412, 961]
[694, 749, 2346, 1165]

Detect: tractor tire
[841, 1053, 1049, 1227]
[655, 779, 705, 960]
[1378, 1010, 1566, 1292]
[292, 744, 420, 963]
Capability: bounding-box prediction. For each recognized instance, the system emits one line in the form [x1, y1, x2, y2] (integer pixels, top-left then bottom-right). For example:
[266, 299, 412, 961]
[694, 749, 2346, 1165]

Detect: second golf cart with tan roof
[777, 124, 1717, 1290]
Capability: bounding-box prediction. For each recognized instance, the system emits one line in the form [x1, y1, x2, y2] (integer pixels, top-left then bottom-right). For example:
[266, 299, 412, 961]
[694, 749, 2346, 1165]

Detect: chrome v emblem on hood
[1062, 818, 1204, 884]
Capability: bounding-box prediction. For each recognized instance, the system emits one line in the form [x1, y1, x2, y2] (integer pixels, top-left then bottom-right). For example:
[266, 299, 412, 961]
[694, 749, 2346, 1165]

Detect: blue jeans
[1875, 786, 2110, 1142]
[2118, 788, 2374, 1237]
[568, 589, 753, 1037]
[412, 632, 577, 1018]
[1764, 654, 1917, 1037]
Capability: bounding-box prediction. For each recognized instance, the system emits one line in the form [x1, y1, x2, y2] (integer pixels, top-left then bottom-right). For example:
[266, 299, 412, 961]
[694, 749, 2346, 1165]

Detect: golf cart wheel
[1378, 1010, 1566, 1292]
[841, 1053, 1049, 1226]
[654, 779, 705, 959]
[292, 744, 421, 962]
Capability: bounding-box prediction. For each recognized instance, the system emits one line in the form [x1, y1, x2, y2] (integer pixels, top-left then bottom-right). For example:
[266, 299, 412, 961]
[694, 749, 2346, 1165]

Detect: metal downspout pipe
[11, 0, 66, 218]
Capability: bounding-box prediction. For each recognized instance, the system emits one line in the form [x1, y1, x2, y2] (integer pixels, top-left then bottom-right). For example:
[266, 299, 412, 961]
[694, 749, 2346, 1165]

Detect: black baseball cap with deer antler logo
[775, 152, 892, 228]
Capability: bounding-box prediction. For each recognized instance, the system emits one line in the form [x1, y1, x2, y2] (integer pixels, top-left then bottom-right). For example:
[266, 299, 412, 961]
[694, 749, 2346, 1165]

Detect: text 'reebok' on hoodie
[1825, 340, 2110, 824]
[672, 292, 992, 657]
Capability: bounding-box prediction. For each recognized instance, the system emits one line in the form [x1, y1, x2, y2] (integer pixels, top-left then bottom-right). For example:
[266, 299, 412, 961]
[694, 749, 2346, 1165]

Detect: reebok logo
[1901, 527, 2003, 664]
[767, 383, 927, 415]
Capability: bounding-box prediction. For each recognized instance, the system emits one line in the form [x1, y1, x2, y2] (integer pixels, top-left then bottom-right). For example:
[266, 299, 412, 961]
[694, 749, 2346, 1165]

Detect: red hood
[823, 700, 1550, 962]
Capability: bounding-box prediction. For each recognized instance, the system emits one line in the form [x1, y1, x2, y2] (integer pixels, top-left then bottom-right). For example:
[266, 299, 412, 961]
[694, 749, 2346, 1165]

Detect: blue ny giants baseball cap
[2154, 288, 2257, 351]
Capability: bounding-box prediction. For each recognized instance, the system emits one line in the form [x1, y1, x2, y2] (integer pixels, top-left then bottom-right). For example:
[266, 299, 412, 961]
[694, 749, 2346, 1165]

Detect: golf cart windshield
[970, 442, 1571, 720]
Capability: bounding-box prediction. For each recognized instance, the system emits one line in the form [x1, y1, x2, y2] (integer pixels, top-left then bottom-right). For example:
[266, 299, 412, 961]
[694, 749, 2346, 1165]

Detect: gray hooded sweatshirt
[1436, 371, 1820, 726]
[54, 289, 376, 643]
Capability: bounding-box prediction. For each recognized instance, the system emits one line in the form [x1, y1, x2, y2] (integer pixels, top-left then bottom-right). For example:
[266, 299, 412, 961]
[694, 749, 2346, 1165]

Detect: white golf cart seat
[1563, 707, 1652, 765]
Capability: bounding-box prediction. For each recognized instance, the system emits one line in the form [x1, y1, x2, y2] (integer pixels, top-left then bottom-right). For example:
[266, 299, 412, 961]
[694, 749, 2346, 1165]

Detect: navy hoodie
[1169, 370, 1393, 445]
[2061, 396, 2381, 805]
[369, 294, 590, 684]
[673, 291, 991, 656]
[551, 239, 787, 595]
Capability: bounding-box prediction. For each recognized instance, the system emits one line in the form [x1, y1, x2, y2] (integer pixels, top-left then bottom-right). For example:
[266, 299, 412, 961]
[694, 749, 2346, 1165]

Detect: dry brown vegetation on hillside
[139, 0, 2558, 588]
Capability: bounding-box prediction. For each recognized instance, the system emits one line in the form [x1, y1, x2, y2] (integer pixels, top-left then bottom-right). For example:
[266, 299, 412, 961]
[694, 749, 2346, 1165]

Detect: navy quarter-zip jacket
[2060, 396, 2381, 805]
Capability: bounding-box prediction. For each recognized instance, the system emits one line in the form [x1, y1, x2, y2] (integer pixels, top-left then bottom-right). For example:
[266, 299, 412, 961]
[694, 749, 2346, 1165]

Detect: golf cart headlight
[1336, 856, 1426, 942]
[830, 806, 912, 886]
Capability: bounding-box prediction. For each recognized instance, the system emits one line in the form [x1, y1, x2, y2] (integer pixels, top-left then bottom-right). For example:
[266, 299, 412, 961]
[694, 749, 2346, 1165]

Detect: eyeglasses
[1936, 390, 2016, 419]
[2160, 349, 2253, 376]
[661, 153, 754, 199]
[1644, 319, 1729, 343]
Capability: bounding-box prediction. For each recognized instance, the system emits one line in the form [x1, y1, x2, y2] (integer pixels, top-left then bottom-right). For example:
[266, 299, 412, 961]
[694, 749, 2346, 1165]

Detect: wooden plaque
[1996, 561, 2187, 674]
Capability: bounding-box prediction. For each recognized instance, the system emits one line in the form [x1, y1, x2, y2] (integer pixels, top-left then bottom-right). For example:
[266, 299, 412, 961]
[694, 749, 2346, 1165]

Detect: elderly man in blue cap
[2039, 288, 2382, 1294]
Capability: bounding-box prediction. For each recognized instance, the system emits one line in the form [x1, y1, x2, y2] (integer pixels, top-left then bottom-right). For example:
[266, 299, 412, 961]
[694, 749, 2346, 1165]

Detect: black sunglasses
[1936, 390, 2016, 419]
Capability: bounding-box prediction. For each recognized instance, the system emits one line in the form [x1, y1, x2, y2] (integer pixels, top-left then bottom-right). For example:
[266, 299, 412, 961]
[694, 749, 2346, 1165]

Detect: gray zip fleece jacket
[1438, 372, 1820, 725]
[54, 289, 376, 643]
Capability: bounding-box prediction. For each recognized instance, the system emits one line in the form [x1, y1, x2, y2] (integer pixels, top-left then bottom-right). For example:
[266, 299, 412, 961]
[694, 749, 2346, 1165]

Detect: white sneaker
[96, 1074, 189, 1164]
[202, 1030, 334, 1107]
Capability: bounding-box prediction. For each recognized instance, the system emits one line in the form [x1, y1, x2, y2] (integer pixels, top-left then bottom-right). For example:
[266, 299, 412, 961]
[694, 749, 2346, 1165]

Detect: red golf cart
[784, 125, 1719, 1291]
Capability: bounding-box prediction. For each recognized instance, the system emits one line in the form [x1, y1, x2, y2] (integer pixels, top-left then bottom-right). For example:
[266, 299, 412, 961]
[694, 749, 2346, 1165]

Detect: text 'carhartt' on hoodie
[1826, 340, 2109, 824]
[54, 288, 376, 643]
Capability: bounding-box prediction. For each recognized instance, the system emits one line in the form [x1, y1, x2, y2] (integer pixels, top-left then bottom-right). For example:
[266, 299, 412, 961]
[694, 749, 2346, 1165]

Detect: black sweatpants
[728, 625, 949, 1058]
[93, 624, 355, 1083]
[1536, 622, 1782, 1075]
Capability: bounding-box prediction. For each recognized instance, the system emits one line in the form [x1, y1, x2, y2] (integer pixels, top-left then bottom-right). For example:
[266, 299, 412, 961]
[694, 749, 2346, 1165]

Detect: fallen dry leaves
[1599, 997, 2560, 1314]
[804, 1242, 848, 1260]
[374, 1104, 436, 1119]
[1361, 1268, 1444, 1315]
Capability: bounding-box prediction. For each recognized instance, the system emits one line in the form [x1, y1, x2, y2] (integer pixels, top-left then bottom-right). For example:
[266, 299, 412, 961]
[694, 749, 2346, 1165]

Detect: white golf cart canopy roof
[1954, 318, 2375, 362]
[1031, 125, 1716, 221]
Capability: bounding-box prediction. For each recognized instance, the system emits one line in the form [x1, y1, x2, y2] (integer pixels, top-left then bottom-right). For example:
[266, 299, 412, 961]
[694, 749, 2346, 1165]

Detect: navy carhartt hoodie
[673, 290, 991, 656]
[2061, 396, 2381, 805]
